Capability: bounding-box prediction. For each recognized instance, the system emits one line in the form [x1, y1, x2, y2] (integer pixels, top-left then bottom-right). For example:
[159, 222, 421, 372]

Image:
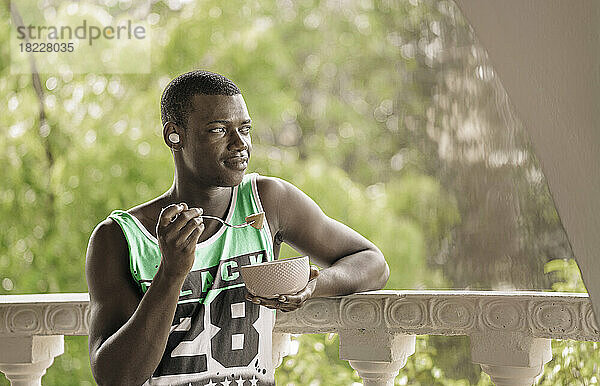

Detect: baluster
[340, 331, 416, 386]
[470, 332, 552, 386]
[0, 336, 64, 386]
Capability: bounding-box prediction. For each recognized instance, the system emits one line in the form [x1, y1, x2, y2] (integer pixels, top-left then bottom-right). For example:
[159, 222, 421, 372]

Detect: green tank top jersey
[108, 173, 276, 386]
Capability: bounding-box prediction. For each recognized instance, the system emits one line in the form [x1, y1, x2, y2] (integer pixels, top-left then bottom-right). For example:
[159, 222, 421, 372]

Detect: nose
[227, 129, 248, 152]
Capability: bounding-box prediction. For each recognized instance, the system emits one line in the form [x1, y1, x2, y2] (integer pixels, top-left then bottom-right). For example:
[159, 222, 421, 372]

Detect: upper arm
[257, 176, 381, 268]
[85, 218, 141, 362]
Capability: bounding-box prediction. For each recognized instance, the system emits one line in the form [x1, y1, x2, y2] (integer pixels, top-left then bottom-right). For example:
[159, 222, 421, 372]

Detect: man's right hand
[156, 203, 204, 279]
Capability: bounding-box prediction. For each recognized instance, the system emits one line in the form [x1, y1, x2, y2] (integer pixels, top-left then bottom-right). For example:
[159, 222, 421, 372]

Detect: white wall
[453, 0, 600, 323]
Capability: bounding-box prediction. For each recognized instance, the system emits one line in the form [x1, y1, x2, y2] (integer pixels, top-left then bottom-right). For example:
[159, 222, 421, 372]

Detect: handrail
[1, 290, 597, 340]
[1, 290, 599, 386]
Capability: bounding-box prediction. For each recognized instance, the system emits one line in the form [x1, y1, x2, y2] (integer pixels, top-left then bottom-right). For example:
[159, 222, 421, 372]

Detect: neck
[161, 172, 233, 215]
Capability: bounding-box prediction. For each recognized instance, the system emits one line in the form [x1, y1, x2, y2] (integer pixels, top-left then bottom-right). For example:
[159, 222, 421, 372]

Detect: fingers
[157, 203, 187, 228]
[245, 293, 278, 307]
[245, 296, 298, 312]
[182, 222, 204, 251]
[172, 209, 204, 250]
[244, 284, 315, 312]
[169, 207, 204, 233]
[243, 265, 320, 312]
[156, 203, 206, 258]
[157, 203, 203, 239]
[178, 215, 204, 243]
[279, 286, 310, 306]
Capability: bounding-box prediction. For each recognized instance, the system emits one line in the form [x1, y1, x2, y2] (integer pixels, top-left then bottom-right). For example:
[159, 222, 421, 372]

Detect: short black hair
[160, 70, 241, 128]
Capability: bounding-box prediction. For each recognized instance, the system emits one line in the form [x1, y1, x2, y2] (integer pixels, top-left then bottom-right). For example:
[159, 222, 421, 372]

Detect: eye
[239, 126, 252, 135]
[209, 127, 226, 134]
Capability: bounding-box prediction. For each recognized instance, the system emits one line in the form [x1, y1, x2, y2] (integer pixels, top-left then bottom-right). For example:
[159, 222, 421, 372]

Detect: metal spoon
[201, 212, 265, 230]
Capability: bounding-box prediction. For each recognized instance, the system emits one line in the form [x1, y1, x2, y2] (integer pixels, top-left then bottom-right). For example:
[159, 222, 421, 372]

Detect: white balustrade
[1, 291, 599, 385]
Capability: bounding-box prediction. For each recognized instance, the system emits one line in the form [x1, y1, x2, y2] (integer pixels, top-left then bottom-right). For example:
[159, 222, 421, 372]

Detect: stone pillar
[470, 332, 552, 386]
[0, 336, 64, 386]
[339, 330, 416, 386]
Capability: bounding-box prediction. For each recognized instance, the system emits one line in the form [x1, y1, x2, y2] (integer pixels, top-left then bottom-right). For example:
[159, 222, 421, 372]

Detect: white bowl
[240, 256, 310, 299]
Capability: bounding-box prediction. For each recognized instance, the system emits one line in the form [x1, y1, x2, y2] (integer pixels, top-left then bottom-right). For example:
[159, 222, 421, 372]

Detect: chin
[218, 171, 246, 187]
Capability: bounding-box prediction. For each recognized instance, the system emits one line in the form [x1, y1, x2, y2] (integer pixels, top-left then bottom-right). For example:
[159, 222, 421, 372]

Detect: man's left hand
[245, 265, 319, 312]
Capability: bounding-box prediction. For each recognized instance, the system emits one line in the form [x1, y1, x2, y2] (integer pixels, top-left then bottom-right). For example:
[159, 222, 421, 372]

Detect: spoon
[200, 212, 265, 230]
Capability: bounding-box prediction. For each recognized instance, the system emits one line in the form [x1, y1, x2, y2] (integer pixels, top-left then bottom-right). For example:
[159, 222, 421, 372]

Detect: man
[86, 70, 389, 385]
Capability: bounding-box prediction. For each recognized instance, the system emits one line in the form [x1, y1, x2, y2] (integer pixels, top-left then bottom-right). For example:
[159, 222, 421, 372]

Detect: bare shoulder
[86, 218, 127, 263]
[86, 218, 128, 270]
[255, 174, 320, 209]
[254, 175, 306, 218]
[90, 217, 124, 242]
[86, 218, 132, 296]
[255, 175, 289, 203]
[254, 174, 327, 238]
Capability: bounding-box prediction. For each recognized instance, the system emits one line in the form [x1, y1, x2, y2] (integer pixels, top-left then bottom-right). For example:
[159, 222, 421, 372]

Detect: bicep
[85, 220, 141, 357]
[274, 180, 377, 268]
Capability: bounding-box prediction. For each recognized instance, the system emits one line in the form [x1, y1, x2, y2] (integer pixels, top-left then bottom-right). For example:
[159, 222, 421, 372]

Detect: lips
[223, 154, 249, 170]
[227, 155, 248, 162]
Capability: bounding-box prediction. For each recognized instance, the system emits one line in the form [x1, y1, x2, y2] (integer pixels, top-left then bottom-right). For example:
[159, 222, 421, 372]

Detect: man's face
[181, 93, 252, 187]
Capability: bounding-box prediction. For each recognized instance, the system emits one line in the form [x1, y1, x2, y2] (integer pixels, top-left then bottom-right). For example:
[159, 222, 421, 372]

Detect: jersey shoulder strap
[107, 209, 161, 288]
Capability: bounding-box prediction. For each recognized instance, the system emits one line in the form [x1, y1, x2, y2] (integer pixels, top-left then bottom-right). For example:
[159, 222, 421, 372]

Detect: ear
[163, 122, 184, 151]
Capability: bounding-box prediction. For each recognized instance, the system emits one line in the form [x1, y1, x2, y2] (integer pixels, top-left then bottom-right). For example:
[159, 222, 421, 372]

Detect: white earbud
[168, 133, 180, 144]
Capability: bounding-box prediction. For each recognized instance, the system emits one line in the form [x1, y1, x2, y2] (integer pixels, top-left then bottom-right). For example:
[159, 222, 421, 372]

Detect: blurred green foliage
[1, 0, 597, 384]
[537, 259, 600, 386]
